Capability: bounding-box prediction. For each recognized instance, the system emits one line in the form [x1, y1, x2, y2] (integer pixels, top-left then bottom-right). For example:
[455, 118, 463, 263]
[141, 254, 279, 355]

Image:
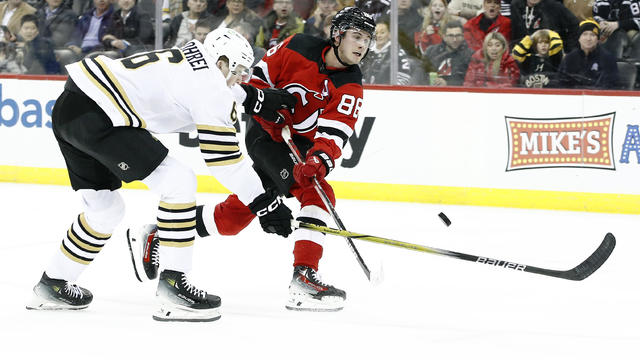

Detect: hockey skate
[126, 224, 159, 282]
[153, 270, 221, 322]
[26, 272, 93, 310]
[286, 266, 346, 312]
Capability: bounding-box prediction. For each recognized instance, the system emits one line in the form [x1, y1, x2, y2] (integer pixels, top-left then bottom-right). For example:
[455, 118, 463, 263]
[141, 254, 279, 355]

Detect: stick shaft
[293, 220, 615, 281]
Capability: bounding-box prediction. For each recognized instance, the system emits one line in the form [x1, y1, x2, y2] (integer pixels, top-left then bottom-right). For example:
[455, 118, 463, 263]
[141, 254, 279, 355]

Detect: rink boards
[0, 76, 639, 214]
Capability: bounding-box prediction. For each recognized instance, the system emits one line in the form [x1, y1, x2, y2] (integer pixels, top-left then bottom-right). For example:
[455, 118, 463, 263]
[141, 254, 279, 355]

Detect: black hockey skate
[26, 272, 93, 310]
[126, 224, 159, 282]
[153, 270, 221, 322]
[286, 266, 346, 312]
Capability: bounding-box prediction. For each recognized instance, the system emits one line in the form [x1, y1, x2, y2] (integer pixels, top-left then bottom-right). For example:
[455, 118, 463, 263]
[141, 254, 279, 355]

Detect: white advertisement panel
[1, 77, 639, 200]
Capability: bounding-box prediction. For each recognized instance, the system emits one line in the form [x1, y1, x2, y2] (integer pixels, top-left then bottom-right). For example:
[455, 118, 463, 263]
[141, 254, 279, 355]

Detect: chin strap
[331, 37, 352, 67]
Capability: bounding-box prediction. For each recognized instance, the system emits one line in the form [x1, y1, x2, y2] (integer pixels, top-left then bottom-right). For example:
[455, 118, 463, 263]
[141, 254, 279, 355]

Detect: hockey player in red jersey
[128, 7, 376, 312]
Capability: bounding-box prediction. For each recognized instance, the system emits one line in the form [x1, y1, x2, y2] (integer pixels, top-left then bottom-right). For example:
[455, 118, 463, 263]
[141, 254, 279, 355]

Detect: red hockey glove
[293, 152, 334, 188]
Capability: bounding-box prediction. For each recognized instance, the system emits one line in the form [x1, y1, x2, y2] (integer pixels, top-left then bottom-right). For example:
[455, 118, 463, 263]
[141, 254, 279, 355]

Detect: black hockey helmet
[330, 7, 376, 42]
[329, 7, 376, 65]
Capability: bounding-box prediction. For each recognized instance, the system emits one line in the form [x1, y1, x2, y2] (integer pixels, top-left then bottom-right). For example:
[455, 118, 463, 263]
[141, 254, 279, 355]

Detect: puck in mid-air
[438, 212, 451, 227]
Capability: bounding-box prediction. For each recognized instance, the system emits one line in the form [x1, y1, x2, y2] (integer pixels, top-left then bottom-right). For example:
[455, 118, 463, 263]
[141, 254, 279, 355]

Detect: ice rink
[0, 182, 637, 359]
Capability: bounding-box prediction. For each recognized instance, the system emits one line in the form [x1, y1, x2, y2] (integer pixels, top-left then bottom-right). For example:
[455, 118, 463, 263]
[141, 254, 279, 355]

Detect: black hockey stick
[282, 126, 372, 281]
[293, 220, 616, 281]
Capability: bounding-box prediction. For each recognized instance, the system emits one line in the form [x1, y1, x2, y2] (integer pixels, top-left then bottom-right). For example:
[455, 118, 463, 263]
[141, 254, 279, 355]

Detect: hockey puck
[438, 212, 451, 227]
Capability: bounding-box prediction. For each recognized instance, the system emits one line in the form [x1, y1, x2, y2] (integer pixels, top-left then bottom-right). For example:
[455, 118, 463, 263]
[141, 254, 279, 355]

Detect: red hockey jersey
[249, 33, 364, 162]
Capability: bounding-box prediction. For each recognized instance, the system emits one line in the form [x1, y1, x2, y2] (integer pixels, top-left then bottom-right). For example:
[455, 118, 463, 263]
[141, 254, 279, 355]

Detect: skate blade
[285, 295, 344, 312]
[152, 304, 221, 322]
[25, 294, 88, 311]
[126, 228, 145, 282]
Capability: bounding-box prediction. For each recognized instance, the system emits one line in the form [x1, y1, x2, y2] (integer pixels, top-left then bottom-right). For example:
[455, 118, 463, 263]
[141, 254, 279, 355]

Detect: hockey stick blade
[293, 221, 616, 281]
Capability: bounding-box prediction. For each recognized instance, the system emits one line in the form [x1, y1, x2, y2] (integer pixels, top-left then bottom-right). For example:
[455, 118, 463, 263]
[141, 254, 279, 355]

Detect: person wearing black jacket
[510, 0, 579, 52]
[35, 0, 78, 49]
[98, 0, 153, 58]
[424, 20, 473, 86]
[16, 14, 61, 74]
[558, 19, 619, 89]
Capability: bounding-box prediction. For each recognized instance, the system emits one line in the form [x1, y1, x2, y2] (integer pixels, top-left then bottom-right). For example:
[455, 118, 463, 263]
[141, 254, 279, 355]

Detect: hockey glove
[293, 152, 334, 189]
[248, 190, 293, 237]
[240, 84, 297, 124]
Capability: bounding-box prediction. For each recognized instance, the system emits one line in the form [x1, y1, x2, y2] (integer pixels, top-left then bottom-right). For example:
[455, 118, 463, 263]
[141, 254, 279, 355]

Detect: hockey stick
[282, 126, 373, 281]
[292, 220, 616, 281]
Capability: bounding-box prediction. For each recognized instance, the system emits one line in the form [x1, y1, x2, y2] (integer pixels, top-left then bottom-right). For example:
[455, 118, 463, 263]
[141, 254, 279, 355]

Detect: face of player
[443, 27, 464, 50]
[118, 0, 135, 11]
[217, 60, 250, 87]
[486, 38, 504, 61]
[536, 40, 549, 55]
[483, 0, 501, 20]
[194, 26, 210, 43]
[337, 28, 373, 65]
[579, 31, 598, 52]
[19, 21, 38, 42]
[430, 0, 446, 21]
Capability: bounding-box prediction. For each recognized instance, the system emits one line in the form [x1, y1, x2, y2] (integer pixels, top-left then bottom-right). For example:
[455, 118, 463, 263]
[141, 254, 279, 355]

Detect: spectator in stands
[398, 0, 423, 39]
[211, 0, 263, 42]
[255, 0, 303, 49]
[424, 20, 473, 85]
[464, 31, 520, 86]
[563, 0, 593, 22]
[463, 0, 511, 51]
[510, 0, 579, 52]
[304, 0, 337, 38]
[162, 0, 183, 22]
[448, 0, 483, 21]
[95, 0, 153, 58]
[415, 0, 466, 56]
[35, 0, 77, 49]
[72, 0, 93, 17]
[230, 20, 265, 64]
[59, 0, 114, 62]
[321, 12, 335, 39]
[512, 28, 563, 87]
[0, 39, 26, 73]
[293, 0, 314, 19]
[593, 0, 640, 59]
[193, 17, 211, 42]
[0, 0, 36, 39]
[361, 20, 415, 85]
[165, 0, 211, 47]
[355, 0, 389, 21]
[558, 19, 618, 88]
[15, 13, 60, 73]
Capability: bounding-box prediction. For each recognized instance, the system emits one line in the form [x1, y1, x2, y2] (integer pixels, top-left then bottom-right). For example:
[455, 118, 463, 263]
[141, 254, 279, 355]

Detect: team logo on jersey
[118, 162, 130, 171]
[280, 168, 289, 180]
[284, 82, 326, 106]
[505, 113, 615, 171]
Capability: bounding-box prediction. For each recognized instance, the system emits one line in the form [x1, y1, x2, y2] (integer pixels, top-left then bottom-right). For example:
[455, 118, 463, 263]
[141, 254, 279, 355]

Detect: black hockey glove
[240, 84, 297, 124]
[248, 190, 293, 237]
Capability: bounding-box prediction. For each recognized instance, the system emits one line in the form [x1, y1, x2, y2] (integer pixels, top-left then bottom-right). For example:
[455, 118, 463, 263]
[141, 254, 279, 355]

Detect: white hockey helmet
[203, 28, 254, 80]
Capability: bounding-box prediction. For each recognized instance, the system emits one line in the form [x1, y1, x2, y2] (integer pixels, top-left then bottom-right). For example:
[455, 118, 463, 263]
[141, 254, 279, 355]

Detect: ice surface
[0, 183, 637, 359]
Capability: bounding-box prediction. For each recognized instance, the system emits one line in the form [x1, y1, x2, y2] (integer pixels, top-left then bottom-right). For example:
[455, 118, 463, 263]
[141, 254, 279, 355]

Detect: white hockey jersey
[66, 41, 265, 205]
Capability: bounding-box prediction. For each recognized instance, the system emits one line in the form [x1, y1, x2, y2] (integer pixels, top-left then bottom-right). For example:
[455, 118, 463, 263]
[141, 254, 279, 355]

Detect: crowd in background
[0, 0, 636, 90]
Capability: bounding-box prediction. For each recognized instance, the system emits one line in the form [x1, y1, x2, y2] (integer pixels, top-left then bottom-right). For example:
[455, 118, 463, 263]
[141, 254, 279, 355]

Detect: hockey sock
[293, 240, 324, 270]
[157, 200, 197, 273]
[45, 213, 111, 282]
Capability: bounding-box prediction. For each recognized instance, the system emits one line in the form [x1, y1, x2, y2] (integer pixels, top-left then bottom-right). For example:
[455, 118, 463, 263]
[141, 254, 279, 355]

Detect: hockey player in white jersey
[26, 28, 297, 322]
